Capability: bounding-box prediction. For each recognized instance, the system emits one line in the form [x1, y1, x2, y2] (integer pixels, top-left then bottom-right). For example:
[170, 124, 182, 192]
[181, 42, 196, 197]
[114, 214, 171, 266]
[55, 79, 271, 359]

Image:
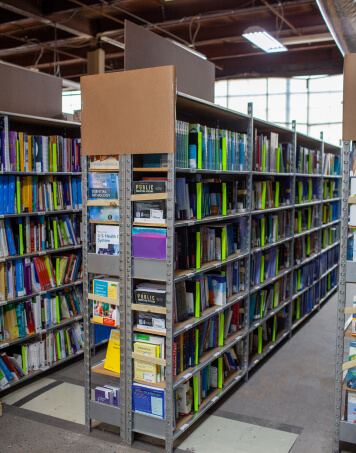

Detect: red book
[231, 302, 240, 332]
[24, 301, 35, 335]
[33, 257, 46, 290]
[1, 353, 20, 379]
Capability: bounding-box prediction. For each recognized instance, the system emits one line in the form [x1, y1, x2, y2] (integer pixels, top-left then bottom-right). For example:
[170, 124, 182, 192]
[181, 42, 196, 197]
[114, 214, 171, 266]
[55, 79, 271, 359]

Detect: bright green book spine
[307, 208, 311, 230]
[222, 183, 227, 216]
[221, 228, 226, 261]
[258, 326, 263, 354]
[16, 179, 21, 214]
[261, 182, 266, 210]
[56, 258, 60, 287]
[193, 375, 199, 411]
[276, 147, 280, 173]
[297, 270, 301, 291]
[53, 220, 58, 249]
[261, 218, 265, 247]
[296, 297, 300, 319]
[219, 313, 224, 346]
[261, 255, 264, 283]
[196, 182, 202, 220]
[222, 136, 227, 171]
[53, 143, 57, 172]
[16, 140, 20, 171]
[53, 181, 58, 211]
[273, 283, 278, 308]
[195, 281, 200, 318]
[218, 357, 223, 388]
[197, 132, 202, 170]
[195, 329, 199, 365]
[307, 236, 310, 255]
[196, 231, 201, 269]
[275, 181, 279, 208]
[272, 316, 277, 341]
[262, 144, 266, 172]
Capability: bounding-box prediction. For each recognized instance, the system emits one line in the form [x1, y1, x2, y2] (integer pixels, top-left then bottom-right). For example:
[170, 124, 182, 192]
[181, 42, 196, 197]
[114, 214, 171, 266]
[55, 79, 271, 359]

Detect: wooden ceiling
[0, 0, 344, 82]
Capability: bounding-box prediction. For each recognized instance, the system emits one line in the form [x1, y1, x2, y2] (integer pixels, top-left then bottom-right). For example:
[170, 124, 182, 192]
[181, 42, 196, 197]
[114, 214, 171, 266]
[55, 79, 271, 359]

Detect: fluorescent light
[242, 26, 287, 53]
[100, 36, 125, 50]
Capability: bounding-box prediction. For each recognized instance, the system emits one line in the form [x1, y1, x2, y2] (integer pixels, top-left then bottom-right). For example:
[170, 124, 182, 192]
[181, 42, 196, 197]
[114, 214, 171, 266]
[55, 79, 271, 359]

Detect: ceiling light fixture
[242, 26, 287, 53]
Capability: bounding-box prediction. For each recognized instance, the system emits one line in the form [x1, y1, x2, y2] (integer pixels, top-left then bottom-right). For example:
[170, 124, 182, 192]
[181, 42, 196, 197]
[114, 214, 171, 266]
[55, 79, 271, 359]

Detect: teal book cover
[347, 341, 356, 389]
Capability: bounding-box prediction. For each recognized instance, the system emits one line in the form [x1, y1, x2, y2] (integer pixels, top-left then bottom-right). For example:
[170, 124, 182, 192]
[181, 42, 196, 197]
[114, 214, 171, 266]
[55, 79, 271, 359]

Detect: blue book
[239, 136, 244, 170]
[76, 177, 82, 208]
[33, 176, 38, 212]
[4, 218, 16, 256]
[8, 175, 15, 214]
[249, 293, 257, 324]
[0, 356, 14, 382]
[88, 173, 119, 200]
[15, 259, 24, 297]
[3, 176, 8, 216]
[132, 383, 165, 419]
[71, 178, 78, 209]
[15, 302, 26, 338]
[0, 176, 3, 215]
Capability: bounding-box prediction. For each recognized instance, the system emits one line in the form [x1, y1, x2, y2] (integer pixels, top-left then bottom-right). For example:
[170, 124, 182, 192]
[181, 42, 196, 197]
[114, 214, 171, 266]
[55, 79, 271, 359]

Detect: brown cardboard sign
[81, 66, 176, 156]
[343, 53, 356, 141]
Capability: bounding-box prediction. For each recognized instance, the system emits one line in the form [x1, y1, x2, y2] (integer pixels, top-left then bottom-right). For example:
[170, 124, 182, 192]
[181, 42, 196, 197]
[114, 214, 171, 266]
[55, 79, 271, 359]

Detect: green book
[276, 147, 280, 173]
[16, 140, 20, 172]
[261, 218, 265, 247]
[328, 274, 331, 290]
[221, 228, 226, 261]
[307, 208, 311, 230]
[219, 313, 224, 346]
[222, 134, 227, 171]
[308, 180, 312, 202]
[273, 283, 278, 308]
[275, 181, 280, 208]
[195, 281, 200, 318]
[197, 132, 202, 170]
[222, 183, 227, 216]
[298, 181, 303, 204]
[261, 255, 264, 283]
[297, 269, 301, 291]
[258, 326, 263, 354]
[56, 332, 61, 360]
[262, 144, 266, 172]
[22, 345, 26, 374]
[196, 182, 202, 220]
[195, 329, 199, 365]
[53, 181, 58, 211]
[53, 220, 58, 249]
[308, 154, 312, 174]
[16, 178, 21, 214]
[59, 220, 68, 245]
[261, 182, 266, 210]
[196, 231, 201, 269]
[19, 222, 23, 255]
[323, 206, 326, 224]
[272, 316, 277, 341]
[53, 143, 57, 172]
[193, 375, 199, 411]
[296, 297, 300, 319]
[307, 236, 310, 255]
[218, 357, 223, 388]
[56, 258, 60, 288]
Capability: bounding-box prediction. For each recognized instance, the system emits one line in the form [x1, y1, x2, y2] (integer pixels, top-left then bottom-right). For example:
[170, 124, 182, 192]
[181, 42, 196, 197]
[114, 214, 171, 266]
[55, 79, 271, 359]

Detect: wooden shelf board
[91, 361, 120, 378]
[345, 323, 356, 338]
[131, 193, 168, 201]
[133, 222, 167, 228]
[133, 167, 168, 172]
[87, 199, 119, 207]
[133, 327, 166, 336]
[131, 304, 166, 314]
[89, 220, 120, 225]
[133, 379, 166, 389]
[89, 169, 119, 172]
[343, 385, 356, 393]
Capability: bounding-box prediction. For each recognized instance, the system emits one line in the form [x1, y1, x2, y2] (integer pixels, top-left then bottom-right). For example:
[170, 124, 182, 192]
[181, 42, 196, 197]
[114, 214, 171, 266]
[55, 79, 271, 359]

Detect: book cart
[0, 111, 83, 392]
[333, 140, 356, 451]
[80, 66, 341, 452]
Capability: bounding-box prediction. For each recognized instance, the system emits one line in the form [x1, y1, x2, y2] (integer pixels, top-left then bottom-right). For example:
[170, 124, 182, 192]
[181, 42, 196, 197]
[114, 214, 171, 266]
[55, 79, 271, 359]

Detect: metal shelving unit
[333, 141, 356, 451]
[0, 111, 83, 393]
[80, 70, 341, 452]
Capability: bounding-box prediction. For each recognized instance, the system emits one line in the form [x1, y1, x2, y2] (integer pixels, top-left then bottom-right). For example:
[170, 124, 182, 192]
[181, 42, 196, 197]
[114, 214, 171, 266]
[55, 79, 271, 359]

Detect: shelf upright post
[333, 141, 350, 452]
[165, 152, 176, 453]
[288, 120, 297, 335]
[245, 102, 254, 378]
[125, 154, 133, 445]
[82, 154, 91, 433]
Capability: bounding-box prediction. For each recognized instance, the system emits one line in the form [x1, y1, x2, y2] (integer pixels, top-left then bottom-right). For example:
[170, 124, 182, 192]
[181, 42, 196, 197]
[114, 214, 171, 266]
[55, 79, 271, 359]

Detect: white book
[42, 137, 49, 172]
[96, 225, 120, 255]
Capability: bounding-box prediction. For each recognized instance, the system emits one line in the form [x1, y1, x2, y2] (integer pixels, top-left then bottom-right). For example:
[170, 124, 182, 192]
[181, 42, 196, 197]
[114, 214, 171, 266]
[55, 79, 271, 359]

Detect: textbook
[93, 278, 120, 327]
[104, 329, 120, 374]
[133, 200, 166, 224]
[89, 206, 120, 222]
[133, 181, 166, 194]
[134, 283, 166, 307]
[88, 173, 119, 199]
[132, 227, 166, 260]
[96, 225, 120, 255]
[133, 341, 160, 383]
[132, 383, 165, 419]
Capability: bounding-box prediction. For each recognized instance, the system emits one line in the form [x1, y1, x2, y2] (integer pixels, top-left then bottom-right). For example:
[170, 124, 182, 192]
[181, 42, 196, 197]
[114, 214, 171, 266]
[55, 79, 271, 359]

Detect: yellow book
[134, 342, 159, 383]
[19, 132, 25, 172]
[104, 329, 120, 374]
[28, 135, 32, 172]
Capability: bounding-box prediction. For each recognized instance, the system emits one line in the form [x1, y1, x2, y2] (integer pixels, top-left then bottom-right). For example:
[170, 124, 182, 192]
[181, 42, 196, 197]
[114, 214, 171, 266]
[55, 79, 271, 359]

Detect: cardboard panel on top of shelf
[343, 53, 356, 141]
[81, 65, 176, 156]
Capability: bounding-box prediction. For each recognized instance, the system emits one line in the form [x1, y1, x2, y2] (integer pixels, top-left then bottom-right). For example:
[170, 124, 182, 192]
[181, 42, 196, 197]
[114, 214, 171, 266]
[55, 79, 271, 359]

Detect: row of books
[173, 304, 241, 376]
[253, 131, 292, 173]
[175, 177, 247, 221]
[292, 287, 318, 321]
[0, 252, 82, 300]
[294, 232, 318, 265]
[321, 226, 339, 249]
[174, 345, 244, 418]
[174, 260, 245, 324]
[320, 246, 339, 274]
[323, 153, 340, 176]
[0, 287, 83, 342]
[0, 132, 81, 173]
[249, 275, 289, 324]
[0, 322, 84, 388]
[296, 146, 321, 174]
[323, 179, 339, 199]
[251, 211, 291, 248]
[296, 179, 319, 204]
[322, 202, 339, 224]
[249, 309, 287, 356]
[250, 244, 290, 287]
[0, 214, 81, 258]
[175, 122, 248, 171]
[252, 180, 291, 210]
[295, 258, 320, 292]
[347, 230, 356, 261]
[0, 175, 82, 215]
[294, 206, 319, 234]
[175, 220, 247, 271]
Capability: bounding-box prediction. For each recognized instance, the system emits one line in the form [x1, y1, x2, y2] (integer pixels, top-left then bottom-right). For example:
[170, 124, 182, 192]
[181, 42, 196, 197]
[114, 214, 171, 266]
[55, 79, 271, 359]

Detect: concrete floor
[0, 289, 354, 453]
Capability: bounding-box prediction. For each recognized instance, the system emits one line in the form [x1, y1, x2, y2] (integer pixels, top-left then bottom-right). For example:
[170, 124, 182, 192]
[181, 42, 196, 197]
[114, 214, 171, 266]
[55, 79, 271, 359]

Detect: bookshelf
[0, 111, 83, 392]
[80, 67, 341, 452]
[333, 140, 356, 451]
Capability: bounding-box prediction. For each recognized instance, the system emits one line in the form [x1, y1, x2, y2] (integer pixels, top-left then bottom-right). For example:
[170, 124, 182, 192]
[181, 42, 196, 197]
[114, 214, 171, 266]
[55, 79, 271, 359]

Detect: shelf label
[180, 423, 190, 432]
[211, 396, 219, 403]
[234, 375, 241, 381]
[213, 352, 220, 358]
[187, 273, 194, 278]
[39, 251, 46, 256]
[184, 324, 192, 331]
[188, 221, 195, 227]
[0, 343, 9, 349]
[183, 372, 193, 380]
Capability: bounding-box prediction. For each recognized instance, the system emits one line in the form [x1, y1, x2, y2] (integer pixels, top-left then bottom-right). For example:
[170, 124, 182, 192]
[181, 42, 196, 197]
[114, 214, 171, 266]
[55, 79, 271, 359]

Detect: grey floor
[0, 289, 354, 453]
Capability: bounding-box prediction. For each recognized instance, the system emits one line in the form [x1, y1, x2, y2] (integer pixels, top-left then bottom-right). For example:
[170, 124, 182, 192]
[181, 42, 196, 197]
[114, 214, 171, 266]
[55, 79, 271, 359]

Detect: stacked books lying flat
[295, 178, 319, 204]
[253, 131, 292, 173]
[321, 226, 339, 249]
[249, 275, 289, 324]
[175, 220, 247, 271]
[0, 287, 83, 342]
[0, 321, 84, 388]
[0, 252, 82, 300]
[134, 282, 166, 333]
[92, 277, 120, 327]
[174, 345, 244, 418]
[0, 175, 82, 214]
[0, 132, 81, 173]
[323, 179, 339, 199]
[294, 258, 320, 292]
[176, 121, 248, 171]
[173, 305, 242, 376]
[296, 145, 321, 174]
[89, 172, 119, 223]
[250, 243, 290, 287]
[175, 177, 247, 221]
[292, 284, 320, 320]
[89, 155, 119, 170]
[251, 211, 290, 248]
[323, 153, 340, 176]
[95, 384, 120, 407]
[322, 202, 339, 224]
[249, 309, 287, 355]
[252, 180, 291, 210]
[294, 206, 319, 234]
[133, 332, 165, 384]
[174, 260, 245, 324]
[0, 214, 81, 257]
[294, 232, 318, 264]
